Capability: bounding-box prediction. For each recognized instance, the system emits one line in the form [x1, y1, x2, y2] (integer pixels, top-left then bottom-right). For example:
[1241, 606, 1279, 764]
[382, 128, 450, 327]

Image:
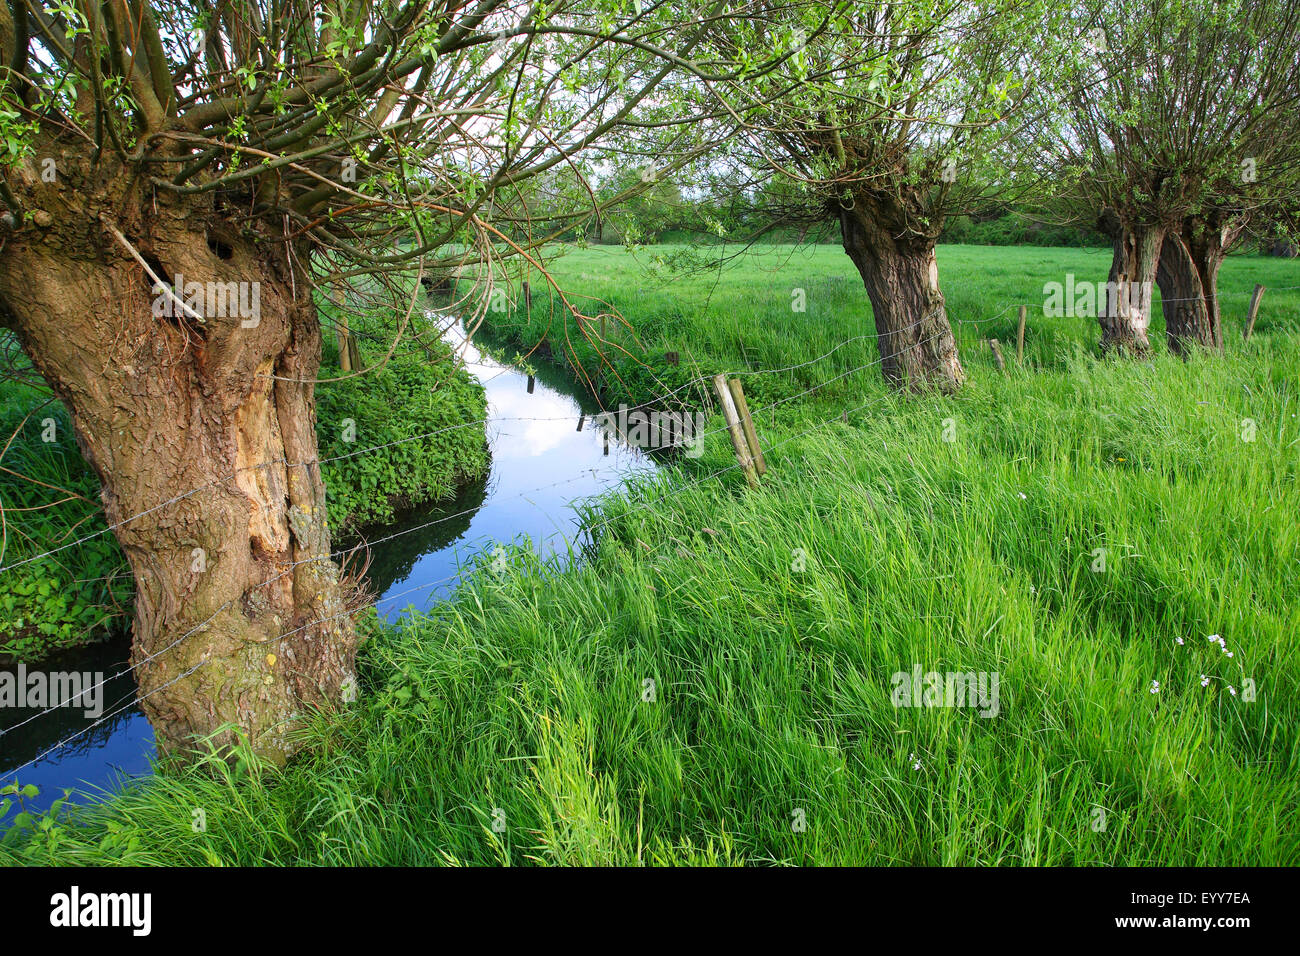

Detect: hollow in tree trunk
[838, 199, 965, 393]
[0, 143, 360, 763]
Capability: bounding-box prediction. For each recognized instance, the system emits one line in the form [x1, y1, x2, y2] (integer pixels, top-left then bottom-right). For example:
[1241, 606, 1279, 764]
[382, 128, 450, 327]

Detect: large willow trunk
[838, 199, 965, 393]
[1099, 223, 1164, 356]
[0, 144, 359, 762]
[1156, 216, 1244, 356]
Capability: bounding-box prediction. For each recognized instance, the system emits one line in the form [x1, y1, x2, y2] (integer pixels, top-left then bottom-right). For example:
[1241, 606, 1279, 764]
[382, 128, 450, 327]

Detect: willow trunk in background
[838, 195, 965, 393]
[1097, 222, 1164, 356]
[1156, 215, 1246, 356]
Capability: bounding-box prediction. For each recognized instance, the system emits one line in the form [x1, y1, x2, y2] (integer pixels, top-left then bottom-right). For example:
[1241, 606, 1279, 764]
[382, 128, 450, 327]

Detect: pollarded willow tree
[1042, 0, 1300, 355]
[0, 0, 804, 760]
[699, 0, 1052, 392]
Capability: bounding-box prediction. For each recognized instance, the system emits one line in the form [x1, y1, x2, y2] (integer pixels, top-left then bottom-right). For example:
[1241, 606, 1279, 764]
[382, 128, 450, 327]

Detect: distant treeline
[938, 213, 1108, 247]
[589, 216, 1108, 247]
[593, 215, 1297, 254]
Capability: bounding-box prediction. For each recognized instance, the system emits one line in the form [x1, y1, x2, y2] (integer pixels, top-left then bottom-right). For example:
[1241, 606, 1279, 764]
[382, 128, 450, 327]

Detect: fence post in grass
[727, 378, 767, 477]
[713, 373, 759, 488]
[1243, 284, 1265, 342]
[988, 338, 1006, 373]
[1016, 306, 1027, 366]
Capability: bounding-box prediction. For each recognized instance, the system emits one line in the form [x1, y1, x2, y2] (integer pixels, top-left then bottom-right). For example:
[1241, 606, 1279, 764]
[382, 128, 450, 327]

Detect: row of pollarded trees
[1049, 0, 1300, 358]
[696, 0, 1300, 389]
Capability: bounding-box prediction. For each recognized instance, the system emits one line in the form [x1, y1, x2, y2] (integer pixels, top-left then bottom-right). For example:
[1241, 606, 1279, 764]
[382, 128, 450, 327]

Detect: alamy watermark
[891, 664, 1000, 718]
[1043, 274, 1151, 318]
[152, 273, 261, 328]
[0, 664, 104, 718]
[50, 886, 151, 936]
[595, 404, 707, 457]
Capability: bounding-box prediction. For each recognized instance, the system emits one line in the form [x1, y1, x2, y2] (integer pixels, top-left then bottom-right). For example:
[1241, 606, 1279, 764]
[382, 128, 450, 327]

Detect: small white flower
[1200, 674, 1210, 687]
[1175, 637, 1185, 645]
[910, 752, 921, 771]
[1228, 686, 1237, 696]
[1029, 585, 1037, 594]
[1017, 492, 1027, 500]
[1149, 680, 1160, 694]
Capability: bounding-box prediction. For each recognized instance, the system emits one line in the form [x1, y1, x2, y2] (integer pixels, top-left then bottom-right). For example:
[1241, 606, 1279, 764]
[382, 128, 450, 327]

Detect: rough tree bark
[1155, 214, 1245, 356]
[1098, 219, 1164, 356]
[0, 142, 360, 762]
[838, 195, 965, 393]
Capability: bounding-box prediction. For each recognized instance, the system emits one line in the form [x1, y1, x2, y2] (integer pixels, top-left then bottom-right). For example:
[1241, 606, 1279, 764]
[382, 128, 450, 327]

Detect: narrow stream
[0, 319, 657, 821]
[360, 321, 656, 618]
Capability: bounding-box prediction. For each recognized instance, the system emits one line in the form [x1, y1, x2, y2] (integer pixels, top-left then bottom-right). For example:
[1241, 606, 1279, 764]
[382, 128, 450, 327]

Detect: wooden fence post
[988, 338, 1006, 373]
[1016, 306, 1027, 366]
[713, 374, 759, 488]
[728, 378, 767, 477]
[1243, 284, 1265, 342]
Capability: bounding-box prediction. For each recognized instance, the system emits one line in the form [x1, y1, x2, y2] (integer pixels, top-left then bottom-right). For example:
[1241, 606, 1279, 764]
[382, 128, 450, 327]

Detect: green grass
[3, 243, 1298, 864]
[485, 242, 1300, 415]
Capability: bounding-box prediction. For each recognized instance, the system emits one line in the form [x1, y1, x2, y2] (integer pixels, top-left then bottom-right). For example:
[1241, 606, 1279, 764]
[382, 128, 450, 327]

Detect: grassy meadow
[3, 242, 1298, 865]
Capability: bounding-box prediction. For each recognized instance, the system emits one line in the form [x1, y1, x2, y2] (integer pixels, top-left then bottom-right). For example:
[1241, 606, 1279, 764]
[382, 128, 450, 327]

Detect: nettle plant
[315, 347, 490, 534]
[0, 394, 135, 661]
[0, 0, 811, 761]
